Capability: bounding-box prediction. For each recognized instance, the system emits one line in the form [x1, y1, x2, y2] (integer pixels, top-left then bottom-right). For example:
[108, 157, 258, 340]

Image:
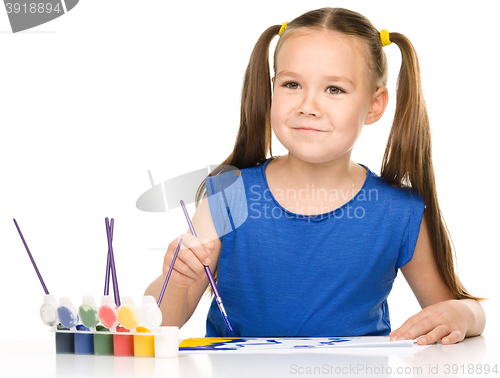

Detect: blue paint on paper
[320, 338, 351, 346]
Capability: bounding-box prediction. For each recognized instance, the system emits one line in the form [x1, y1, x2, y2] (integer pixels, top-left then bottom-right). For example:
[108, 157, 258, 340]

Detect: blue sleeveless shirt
[204, 158, 425, 337]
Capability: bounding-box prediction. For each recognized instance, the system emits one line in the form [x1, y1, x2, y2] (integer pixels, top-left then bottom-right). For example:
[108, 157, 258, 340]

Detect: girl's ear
[271, 77, 275, 91]
[365, 86, 389, 125]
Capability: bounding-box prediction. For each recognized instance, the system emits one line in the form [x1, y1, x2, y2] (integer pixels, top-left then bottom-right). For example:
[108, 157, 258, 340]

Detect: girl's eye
[284, 82, 300, 89]
[283, 82, 343, 95]
[327, 86, 343, 95]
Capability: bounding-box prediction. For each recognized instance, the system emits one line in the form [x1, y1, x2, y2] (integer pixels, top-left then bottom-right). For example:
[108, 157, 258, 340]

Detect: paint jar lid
[139, 295, 163, 330]
[98, 295, 118, 329]
[57, 296, 79, 328]
[117, 296, 139, 330]
[40, 294, 58, 327]
[79, 295, 99, 328]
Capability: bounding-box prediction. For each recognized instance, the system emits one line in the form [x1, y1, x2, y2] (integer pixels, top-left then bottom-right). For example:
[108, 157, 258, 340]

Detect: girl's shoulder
[362, 166, 424, 207]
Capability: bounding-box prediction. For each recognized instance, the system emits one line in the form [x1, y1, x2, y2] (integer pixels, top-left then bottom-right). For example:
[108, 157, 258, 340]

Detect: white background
[1, 0, 498, 341]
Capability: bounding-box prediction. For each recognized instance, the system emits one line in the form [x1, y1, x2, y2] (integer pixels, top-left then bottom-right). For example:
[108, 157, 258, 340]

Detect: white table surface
[0, 336, 497, 378]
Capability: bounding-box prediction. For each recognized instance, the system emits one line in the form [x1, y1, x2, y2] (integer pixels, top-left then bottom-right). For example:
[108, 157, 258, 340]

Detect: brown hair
[196, 7, 483, 302]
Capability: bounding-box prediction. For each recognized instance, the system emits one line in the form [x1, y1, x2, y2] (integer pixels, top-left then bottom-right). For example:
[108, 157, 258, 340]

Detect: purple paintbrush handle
[13, 218, 49, 295]
[180, 200, 196, 236]
[105, 218, 120, 307]
[104, 219, 114, 296]
[180, 200, 212, 276]
[157, 238, 182, 307]
[205, 266, 221, 298]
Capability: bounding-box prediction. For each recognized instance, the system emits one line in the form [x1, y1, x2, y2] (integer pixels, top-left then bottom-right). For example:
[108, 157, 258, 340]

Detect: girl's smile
[294, 126, 328, 132]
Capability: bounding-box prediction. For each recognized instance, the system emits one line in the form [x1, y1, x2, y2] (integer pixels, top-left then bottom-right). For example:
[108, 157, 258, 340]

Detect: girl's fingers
[164, 235, 210, 281]
[390, 312, 430, 341]
[165, 253, 200, 280]
[396, 318, 437, 342]
[391, 301, 468, 345]
[177, 246, 208, 278]
[162, 246, 198, 286]
[416, 324, 450, 345]
[441, 329, 464, 345]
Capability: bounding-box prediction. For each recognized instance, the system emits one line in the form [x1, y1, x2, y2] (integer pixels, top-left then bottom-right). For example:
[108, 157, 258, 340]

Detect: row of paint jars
[40, 294, 178, 358]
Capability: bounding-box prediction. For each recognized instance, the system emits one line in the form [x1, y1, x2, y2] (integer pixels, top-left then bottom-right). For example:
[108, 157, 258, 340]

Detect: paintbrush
[180, 200, 234, 334]
[13, 218, 59, 327]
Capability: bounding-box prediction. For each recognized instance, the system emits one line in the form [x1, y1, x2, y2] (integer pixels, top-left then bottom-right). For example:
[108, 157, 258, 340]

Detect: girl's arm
[144, 196, 222, 327]
[389, 210, 486, 345]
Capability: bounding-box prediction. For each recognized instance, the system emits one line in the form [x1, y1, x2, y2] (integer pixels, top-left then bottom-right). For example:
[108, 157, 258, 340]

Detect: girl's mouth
[295, 127, 325, 132]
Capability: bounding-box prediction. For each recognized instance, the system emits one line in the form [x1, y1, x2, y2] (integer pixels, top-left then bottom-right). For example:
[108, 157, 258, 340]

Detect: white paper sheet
[178, 336, 429, 354]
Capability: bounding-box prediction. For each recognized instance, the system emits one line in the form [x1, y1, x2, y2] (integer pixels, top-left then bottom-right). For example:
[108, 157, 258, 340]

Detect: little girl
[146, 7, 485, 345]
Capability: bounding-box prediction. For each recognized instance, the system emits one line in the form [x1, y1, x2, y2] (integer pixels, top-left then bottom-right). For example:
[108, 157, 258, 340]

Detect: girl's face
[271, 29, 386, 165]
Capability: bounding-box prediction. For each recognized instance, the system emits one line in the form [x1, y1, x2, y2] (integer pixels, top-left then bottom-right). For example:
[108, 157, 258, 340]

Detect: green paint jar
[94, 325, 114, 355]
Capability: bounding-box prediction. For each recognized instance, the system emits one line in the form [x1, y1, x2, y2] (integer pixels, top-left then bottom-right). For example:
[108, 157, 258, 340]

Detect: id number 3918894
[5, 3, 63, 14]
[444, 364, 498, 375]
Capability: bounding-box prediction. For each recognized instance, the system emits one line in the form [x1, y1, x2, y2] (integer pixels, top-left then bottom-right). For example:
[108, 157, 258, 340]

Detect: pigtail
[231, 25, 278, 168]
[381, 33, 484, 301]
[194, 25, 279, 208]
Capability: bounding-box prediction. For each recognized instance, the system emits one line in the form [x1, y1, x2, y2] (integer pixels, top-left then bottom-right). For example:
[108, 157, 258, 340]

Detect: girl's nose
[297, 93, 322, 117]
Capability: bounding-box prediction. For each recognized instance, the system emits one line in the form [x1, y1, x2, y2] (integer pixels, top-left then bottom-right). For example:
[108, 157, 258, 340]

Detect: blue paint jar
[74, 325, 94, 355]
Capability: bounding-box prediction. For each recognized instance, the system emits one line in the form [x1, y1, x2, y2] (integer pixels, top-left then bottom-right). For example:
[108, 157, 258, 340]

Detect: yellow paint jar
[134, 326, 155, 357]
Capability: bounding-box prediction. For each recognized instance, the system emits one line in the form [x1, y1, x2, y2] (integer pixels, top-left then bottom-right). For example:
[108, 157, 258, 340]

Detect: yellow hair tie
[279, 22, 289, 37]
[380, 29, 391, 47]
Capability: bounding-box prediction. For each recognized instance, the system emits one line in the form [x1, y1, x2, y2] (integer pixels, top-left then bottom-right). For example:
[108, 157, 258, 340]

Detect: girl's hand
[389, 299, 473, 345]
[163, 233, 214, 289]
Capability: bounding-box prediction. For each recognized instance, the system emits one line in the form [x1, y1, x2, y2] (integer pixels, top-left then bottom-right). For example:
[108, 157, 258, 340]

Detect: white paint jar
[154, 326, 179, 358]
